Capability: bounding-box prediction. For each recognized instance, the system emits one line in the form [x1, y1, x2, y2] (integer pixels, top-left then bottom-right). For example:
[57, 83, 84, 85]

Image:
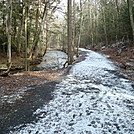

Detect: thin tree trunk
[102, 8, 108, 45]
[43, 19, 48, 56]
[6, 0, 12, 67]
[2, 0, 5, 26]
[30, 2, 40, 59]
[87, 0, 92, 45]
[72, 0, 76, 54]
[18, 6, 25, 54]
[43, 7, 49, 57]
[67, 0, 73, 64]
[115, 0, 120, 40]
[62, 27, 65, 51]
[88, 0, 95, 47]
[24, 0, 28, 71]
[77, 0, 83, 56]
[95, 0, 98, 45]
[127, 0, 134, 41]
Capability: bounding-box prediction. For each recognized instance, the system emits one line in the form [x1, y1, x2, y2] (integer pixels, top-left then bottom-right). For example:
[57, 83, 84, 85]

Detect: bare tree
[77, 0, 83, 55]
[6, 0, 12, 67]
[67, 0, 73, 64]
[24, 0, 29, 71]
[127, 0, 134, 41]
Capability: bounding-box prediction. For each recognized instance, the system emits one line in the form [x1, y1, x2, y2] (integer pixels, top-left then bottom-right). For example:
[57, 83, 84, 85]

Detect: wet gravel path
[0, 82, 58, 134]
[1, 48, 134, 134]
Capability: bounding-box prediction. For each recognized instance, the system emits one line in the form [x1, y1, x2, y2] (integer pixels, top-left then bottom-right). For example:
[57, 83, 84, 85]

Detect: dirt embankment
[88, 42, 134, 82]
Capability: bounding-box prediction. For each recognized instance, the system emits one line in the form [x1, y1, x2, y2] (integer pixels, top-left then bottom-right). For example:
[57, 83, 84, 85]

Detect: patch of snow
[10, 48, 134, 134]
[111, 44, 116, 47]
[0, 87, 32, 105]
[37, 50, 68, 70]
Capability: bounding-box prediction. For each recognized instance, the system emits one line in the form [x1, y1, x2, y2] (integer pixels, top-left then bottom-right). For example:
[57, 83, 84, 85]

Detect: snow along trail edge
[10, 48, 134, 134]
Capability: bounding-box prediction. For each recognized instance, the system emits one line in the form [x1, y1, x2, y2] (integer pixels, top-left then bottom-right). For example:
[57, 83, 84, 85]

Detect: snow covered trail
[10, 48, 134, 134]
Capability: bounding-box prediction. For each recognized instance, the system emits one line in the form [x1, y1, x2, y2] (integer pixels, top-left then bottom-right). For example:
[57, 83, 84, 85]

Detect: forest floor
[0, 45, 134, 133]
[0, 51, 85, 133]
[0, 44, 134, 102]
[0, 52, 42, 72]
[2, 48, 133, 134]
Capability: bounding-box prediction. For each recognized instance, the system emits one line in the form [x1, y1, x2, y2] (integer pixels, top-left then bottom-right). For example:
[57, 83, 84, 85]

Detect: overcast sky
[61, 0, 80, 5]
[55, 0, 80, 18]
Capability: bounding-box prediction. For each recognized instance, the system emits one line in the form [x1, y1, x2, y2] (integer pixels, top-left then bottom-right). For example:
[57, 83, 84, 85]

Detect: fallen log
[0, 63, 12, 77]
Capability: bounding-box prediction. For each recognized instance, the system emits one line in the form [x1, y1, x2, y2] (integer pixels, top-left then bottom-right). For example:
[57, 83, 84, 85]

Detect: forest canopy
[0, 0, 133, 68]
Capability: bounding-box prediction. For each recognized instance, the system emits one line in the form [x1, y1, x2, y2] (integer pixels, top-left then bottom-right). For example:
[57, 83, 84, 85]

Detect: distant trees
[0, 0, 61, 69]
[0, 0, 133, 68]
[69, 0, 134, 47]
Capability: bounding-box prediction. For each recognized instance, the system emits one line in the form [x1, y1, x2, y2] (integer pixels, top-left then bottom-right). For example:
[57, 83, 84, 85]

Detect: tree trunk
[72, 0, 76, 54]
[62, 27, 65, 51]
[127, 0, 134, 41]
[115, 0, 120, 40]
[17, 5, 25, 55]
[43, 19, 49, 57]
[77, 0, 83, 56]
[2, 0, 5, 26]
[6, 0, 12, 67]
[102, 8, 108, 46]
[24, 0, 28, 71]
[67, 0, 73, 64]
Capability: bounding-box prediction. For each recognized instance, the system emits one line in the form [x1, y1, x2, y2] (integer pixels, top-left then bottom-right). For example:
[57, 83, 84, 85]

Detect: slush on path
[10, 48, 134, 134]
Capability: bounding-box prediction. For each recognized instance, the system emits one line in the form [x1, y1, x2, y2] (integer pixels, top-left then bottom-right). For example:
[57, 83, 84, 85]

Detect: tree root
[0, 63, 12, 77]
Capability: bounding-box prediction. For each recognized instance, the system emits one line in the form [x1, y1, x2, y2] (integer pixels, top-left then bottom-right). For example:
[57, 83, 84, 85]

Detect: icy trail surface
[37, 50, 68, 70]
[10, 48, 134, 134]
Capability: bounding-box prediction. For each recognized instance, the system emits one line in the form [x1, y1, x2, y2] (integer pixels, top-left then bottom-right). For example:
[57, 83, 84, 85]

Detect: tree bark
[6, 0, 12, 67]
[102, 6, 108, 46]
[115, 0, 120, 40]
[77, 0, 83, 56]
[18, 5, 25, 55]
[127, 0, 134, 41]
[24, 0, 28, 71]
[72, 0, 76, 54]
[67, 0, 73, 64]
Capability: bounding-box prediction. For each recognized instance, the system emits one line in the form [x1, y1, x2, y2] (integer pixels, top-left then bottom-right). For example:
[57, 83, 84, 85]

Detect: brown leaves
[0, 69, 65, 105]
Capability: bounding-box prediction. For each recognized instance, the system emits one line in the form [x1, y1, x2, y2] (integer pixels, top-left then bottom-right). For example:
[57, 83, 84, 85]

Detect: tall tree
[24, 0, 29, 71]
[77, 0, 83, 53]
[67, 0, 73, 64]
[6, 0, 12, 67]
[127, 0, 134, 41]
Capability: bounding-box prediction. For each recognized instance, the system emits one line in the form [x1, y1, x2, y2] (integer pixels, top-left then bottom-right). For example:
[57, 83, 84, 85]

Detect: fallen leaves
[0, 69, 66, 105]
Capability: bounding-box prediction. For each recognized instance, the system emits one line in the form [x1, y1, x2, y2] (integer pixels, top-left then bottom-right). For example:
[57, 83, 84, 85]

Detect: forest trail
[4, 49, 134, 134]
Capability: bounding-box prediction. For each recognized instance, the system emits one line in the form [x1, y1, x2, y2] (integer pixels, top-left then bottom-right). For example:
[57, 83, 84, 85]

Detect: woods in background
[0, 0, 61, 69]
[0, 0, 133, 68]
[73, 0, 134, 47]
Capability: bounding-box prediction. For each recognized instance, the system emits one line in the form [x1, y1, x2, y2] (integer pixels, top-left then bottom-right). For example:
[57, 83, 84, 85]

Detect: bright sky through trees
[55, 0, 80, 18]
